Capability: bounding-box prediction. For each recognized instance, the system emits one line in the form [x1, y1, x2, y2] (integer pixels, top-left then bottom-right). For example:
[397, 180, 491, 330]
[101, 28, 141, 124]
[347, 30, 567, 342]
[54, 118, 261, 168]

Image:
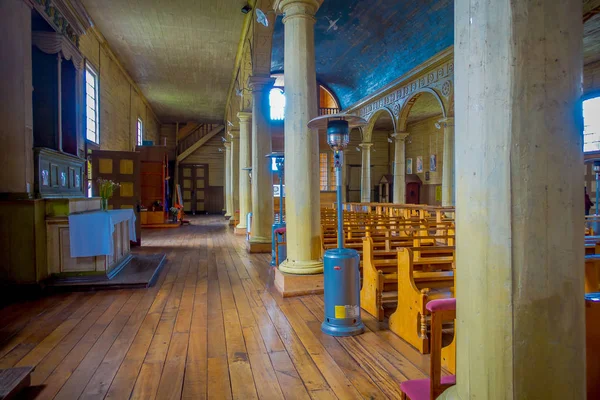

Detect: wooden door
[179, 164, 207, 214]
[406, 182, 420, 204]
[91, 150, 141, 245]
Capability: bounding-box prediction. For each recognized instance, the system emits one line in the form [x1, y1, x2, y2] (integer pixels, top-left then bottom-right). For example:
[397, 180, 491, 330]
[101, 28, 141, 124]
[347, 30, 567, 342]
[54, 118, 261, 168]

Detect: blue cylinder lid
[585, 293, 600, 302]
[324, 248, 359, 258]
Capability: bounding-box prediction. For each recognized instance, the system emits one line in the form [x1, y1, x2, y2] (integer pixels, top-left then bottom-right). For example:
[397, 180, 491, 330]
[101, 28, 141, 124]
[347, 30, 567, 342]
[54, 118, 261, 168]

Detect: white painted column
[441, 0, 584, 398]
[224, 141, 232, 218]
[277, 0, 323, 275]
[248, 76, 275, 252]
[235, 112, 252, 234]
[392, 132, 409, 204]
[438, 118, 455, 206]
[229, 128, 240, 226]
[0, 0, 33, 197]
[360, 142, 373, 203]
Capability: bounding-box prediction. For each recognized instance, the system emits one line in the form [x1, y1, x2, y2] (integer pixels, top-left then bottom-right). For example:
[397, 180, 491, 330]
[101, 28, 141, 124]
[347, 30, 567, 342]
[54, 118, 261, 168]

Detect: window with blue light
[584, 97, 600, 152]
[270, 88, 285, 121]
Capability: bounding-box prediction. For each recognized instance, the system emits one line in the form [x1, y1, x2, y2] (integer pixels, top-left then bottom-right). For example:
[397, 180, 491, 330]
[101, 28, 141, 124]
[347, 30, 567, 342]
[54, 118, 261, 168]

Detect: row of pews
[586, 215, 600, 293]
[320, 204, 457, 374]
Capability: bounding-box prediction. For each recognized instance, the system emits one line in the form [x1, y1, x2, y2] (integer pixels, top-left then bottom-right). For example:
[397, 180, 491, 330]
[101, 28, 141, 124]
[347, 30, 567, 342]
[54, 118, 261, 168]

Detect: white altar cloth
[68, 209, 137, 257]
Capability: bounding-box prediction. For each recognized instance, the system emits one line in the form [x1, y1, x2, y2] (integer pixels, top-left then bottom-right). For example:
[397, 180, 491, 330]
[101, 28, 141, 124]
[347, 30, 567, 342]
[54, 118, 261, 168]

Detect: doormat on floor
[45, 253, 166, 291]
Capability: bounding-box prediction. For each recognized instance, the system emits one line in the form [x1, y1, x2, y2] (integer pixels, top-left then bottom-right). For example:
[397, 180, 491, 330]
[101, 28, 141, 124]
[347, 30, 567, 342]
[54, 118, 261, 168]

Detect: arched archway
[352, 107, 397, 203]
[399, 89, 449, 206]
[398, 88, 446, 132]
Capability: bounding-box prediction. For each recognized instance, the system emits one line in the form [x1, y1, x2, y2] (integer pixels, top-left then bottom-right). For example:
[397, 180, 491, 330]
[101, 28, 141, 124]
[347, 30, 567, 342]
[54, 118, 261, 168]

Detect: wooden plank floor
[0, 215, 434, 399]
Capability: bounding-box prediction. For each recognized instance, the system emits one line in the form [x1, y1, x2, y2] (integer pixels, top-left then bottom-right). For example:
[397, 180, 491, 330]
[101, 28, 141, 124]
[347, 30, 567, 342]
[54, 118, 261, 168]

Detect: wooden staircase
[177, 123, 224, 162]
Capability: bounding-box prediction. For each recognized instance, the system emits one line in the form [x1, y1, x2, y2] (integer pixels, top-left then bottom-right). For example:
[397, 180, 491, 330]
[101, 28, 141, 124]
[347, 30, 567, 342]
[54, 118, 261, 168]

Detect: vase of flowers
[97, 178, 120, 211]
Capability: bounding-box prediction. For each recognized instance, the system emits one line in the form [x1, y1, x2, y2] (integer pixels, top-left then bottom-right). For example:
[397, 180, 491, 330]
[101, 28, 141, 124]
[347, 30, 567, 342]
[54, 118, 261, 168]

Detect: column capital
[359, 142, 373, 149]
[391, 132, 410, 141]
[248, 75, 276, 92]
[277, 0, 321, 21]
[436, 117, 455, 129]
[237, 111, 252, 123]
[223, 141, 231, 149]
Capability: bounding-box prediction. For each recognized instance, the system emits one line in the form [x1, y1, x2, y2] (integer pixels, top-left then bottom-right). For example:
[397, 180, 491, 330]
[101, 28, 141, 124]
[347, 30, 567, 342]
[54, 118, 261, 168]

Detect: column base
[246, 238, 271, 253]
[224, 213, 232, 219]
[234, 226, 247, 235]
[278, 258, 323, 275]
[274, 268, 324, 298]
[437, 385, 459, 399]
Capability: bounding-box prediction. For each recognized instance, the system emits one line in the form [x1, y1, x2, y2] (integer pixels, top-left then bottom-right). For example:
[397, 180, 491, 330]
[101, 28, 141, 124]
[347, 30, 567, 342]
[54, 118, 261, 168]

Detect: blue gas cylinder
[321, 248, 365, 336]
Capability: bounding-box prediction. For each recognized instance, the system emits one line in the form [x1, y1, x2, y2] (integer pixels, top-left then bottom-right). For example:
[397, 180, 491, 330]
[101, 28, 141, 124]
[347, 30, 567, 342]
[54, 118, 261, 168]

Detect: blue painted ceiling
[271, 0, 454, 109]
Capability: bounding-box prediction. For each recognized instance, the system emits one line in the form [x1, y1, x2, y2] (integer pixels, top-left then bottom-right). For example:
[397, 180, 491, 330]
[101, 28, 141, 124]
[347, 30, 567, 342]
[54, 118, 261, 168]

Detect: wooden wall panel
[370, 130, 392, 191]
[160, 123, 177, 161]
[79, 29, 160, 151]
[181, 135, 224, 187]
[406, 115, 445, 186]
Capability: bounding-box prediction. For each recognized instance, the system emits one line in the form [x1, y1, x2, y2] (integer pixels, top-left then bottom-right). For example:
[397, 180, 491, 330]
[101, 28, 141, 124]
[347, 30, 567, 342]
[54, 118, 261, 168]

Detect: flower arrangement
[97, 178, 120, 211]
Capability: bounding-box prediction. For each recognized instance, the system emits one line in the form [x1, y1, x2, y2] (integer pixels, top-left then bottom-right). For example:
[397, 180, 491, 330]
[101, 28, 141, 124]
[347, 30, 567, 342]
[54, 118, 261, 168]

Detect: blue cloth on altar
[68, 209, 137, 257]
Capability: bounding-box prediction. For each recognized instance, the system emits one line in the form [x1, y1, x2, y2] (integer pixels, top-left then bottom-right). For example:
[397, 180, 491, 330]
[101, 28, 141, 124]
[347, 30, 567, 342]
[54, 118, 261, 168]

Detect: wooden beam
[177, 126, 225, 163]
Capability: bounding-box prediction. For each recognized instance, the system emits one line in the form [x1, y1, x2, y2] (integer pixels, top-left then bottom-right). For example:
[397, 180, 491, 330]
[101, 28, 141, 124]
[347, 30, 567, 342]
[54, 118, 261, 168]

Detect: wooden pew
[388, 248, 455, 354]
[586, 254, 600, 293]
[360, 237, 455, 323]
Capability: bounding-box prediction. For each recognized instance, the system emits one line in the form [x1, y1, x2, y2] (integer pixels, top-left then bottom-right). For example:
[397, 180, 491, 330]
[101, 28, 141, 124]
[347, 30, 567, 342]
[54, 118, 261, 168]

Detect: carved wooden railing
[177, 123, 219, 155]
[319, 107, 340, 116]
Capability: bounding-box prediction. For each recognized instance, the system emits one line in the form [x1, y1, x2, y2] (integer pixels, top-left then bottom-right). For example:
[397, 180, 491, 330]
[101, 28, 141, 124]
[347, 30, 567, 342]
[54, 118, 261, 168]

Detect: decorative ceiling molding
[345, 47, 453, 116]
[29, 0, 91, 46]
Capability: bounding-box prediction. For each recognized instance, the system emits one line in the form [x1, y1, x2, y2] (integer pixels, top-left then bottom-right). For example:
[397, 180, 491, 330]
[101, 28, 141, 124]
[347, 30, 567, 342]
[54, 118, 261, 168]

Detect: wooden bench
[360, 237, 454, 323]
[586, 253, 600, 293]
[0, 366, 33, 400]
[388, 248, 455, 354]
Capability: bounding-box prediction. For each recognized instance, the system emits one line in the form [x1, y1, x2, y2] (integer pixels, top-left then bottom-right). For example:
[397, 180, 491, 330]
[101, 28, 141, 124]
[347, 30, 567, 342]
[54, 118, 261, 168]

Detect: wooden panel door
[179, 164, 207, 215]
[91, 150, 141, 245]
[406, 182, 420, 204]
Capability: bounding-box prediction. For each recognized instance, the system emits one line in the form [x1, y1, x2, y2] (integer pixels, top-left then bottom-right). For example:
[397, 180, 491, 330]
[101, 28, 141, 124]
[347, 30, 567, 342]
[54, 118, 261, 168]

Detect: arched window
[584, 96, 600, 152]
[270, 88, 285, 121]
[268, 73, 340, 121]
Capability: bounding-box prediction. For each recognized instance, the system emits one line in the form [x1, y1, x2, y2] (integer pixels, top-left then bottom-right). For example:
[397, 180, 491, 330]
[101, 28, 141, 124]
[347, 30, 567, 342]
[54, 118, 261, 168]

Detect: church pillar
[248, 76, 275, 252]
[229, 128, 240, 226]
[392, 132, 409, 204]
[438, 117, 455, 206]
[224, 142, 232, 218]
[235, 112, 252, 235]
[441, 0, 584, 398]
[0, 0, 33, 198]
[360, 142, 373, 203]
[277, 0, 323, 275]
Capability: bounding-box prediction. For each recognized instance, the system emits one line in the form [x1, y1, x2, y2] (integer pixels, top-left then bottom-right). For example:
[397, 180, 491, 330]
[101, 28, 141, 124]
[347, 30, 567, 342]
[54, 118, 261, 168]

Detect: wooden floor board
[0, 215, 435, 400]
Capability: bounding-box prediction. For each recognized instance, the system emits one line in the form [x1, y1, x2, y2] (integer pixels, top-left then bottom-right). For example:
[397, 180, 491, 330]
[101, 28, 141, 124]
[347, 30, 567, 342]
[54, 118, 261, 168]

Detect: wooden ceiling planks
[81, 0, 246, 122]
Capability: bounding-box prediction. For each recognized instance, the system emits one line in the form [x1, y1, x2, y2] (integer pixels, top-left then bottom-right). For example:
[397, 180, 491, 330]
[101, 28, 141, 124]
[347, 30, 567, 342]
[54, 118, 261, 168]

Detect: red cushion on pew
[274, 227, 286, 235]
[426, 298, 456, 313]
[400, 375, 456, 400]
